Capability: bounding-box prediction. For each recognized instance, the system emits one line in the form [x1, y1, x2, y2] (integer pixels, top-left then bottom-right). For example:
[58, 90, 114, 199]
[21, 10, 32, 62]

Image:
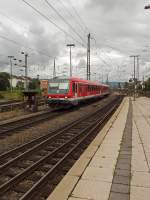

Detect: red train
[46, 77, 110, 107]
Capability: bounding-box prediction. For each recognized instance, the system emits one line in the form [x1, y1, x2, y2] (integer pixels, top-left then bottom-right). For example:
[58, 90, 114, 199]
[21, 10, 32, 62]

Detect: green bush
[0, 90, 23, 100]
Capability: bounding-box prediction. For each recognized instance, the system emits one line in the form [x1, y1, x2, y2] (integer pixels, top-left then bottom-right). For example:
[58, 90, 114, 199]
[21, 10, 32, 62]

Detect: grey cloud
[0, 0, 150, 81]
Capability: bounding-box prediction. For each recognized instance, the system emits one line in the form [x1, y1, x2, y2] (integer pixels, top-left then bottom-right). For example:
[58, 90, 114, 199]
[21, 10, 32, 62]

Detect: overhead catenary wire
[57, 0, 87, 36]
[91, 36, 124, 73]
[1, 0, 118, 79]
[100, 49, 120, 70]
[0, 11, 28, 31]
[44, 0, 86, 45]
[67, 0, 89, 33]
[21, 0, 85, 47]
[0, 34, 53, 58]
[0, 53, 8, 57]
[89, 37, 113, 70]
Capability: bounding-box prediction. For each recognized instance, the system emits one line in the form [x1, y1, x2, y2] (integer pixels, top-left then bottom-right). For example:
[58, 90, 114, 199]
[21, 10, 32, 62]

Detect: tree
[16, 81, 24, 89]
[0, 72, 10, 91]
[124, 82, 129, 89]
[143, 78, 150, 91]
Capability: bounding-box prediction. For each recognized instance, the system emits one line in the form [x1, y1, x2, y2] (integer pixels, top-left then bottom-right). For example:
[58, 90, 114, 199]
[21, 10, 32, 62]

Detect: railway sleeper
[0, 97, 122, 198]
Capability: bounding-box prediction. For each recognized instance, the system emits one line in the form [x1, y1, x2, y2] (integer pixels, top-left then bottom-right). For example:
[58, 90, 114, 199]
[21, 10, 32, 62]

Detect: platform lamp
[144, 5, 150, 9]
[66, 44, 75, 77]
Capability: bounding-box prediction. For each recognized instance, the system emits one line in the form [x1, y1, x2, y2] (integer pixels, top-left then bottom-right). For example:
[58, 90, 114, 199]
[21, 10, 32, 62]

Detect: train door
[72, 82, 78, 97]
[75, 83, 78, 97]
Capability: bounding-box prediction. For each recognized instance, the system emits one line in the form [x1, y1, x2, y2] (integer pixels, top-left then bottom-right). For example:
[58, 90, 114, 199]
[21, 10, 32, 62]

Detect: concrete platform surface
[131, 97, 150, 200]
[47, 97, 150, 200]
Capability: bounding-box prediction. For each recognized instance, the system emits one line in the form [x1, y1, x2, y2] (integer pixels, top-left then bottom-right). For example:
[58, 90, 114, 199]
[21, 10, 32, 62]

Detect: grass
[0, 90, 24, 100]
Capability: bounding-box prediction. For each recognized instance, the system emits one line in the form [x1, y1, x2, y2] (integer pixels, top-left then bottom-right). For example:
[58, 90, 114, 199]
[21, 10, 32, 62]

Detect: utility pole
[53, 58, 56, 78]
[137, 56, 139, 81]
[67, 44, 75, 77]
[21, 52, 28, 90]
[87, 33, 91, 80]
[25, 53, 28, 89]
[106, 73, 109, 85]
[8, 56, 14, 93]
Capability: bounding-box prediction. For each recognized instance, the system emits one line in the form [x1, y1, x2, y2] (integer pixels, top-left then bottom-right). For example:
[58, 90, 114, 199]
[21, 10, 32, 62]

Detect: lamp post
[66, 44, 75, 77]
[144, 5, 150, 9]
[130, 55, 139, 101]
[8, 56, 14, 92]
[130, 56, 136, 101]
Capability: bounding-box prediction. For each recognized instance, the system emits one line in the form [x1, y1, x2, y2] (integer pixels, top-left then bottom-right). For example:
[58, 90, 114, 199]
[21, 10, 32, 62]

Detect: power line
[90, 38, 113, 69]
[91, 36, 123, 71]
[99, 56, 112, 69]
[101, 50, 121, 70]
[44, 0, 86, 45]
[67, 0, 89, 33]
[22, 0, 85, 46]
[0, 34, 53, 58]
[0, 53, 8, 58]
[0, 10, 28, 31]
[57, 0, 86, 35]
[0, 9, 66, 52]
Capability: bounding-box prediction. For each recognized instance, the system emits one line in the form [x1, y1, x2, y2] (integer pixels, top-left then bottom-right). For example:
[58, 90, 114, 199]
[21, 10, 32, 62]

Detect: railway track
[0, 99, 46, 112]
[0, 109, 69, 138]
[0, 100, 23, 112]
[0, 100, 21, 106]
[0, 96, 123, 200]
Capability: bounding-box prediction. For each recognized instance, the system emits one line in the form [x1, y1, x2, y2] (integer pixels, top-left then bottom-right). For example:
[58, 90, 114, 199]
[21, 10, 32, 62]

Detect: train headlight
[65, 96, 68, 99]
[49, 96, 51, 98]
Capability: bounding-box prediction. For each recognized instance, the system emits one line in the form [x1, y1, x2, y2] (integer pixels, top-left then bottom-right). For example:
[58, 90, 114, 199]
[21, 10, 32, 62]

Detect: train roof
[49, 76, 109, 87]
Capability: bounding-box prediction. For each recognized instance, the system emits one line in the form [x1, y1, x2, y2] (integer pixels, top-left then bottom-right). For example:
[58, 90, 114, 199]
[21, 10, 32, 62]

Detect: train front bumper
[47, 98, 78, 105]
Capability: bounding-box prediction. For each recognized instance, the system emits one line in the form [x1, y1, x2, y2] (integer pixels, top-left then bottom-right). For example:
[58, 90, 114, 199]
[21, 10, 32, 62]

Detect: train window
[49, 81, 69, 94]
[49, 83, 59, 88]
[59, 83, 69, 90]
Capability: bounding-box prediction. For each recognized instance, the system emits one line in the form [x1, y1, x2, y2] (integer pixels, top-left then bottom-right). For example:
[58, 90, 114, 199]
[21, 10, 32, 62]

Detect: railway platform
[47, 96, 150, 200]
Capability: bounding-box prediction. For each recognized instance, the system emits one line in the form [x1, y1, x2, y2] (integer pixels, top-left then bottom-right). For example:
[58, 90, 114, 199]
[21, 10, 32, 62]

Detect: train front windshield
[49, 80, 69, 94]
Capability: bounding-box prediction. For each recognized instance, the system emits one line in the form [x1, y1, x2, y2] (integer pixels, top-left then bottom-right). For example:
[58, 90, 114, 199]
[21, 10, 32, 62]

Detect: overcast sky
[0, 0, 150, 82]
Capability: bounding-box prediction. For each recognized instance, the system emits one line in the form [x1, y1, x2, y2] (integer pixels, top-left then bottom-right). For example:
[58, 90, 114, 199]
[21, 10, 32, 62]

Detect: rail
[0, 96, 123, 200]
